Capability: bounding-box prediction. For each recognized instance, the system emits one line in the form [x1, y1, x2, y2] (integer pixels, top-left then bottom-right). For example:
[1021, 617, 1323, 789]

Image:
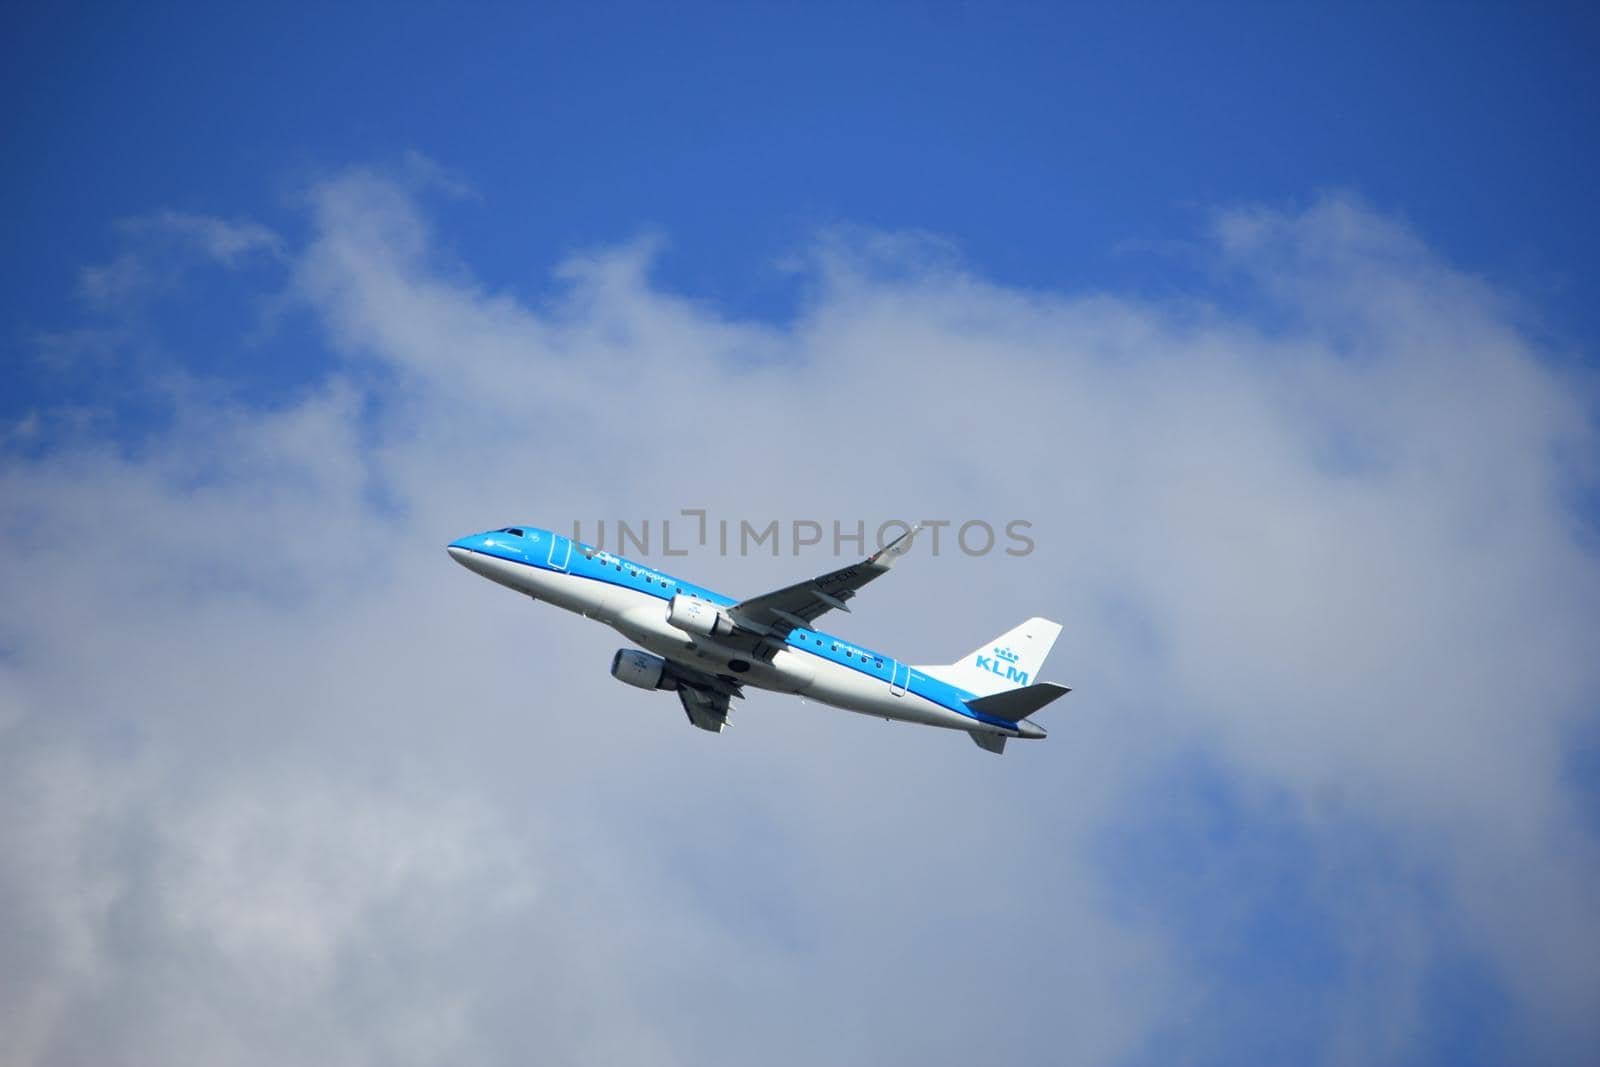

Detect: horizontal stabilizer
[966, 682, 1071, 722]
[969, 730, 1007, 754]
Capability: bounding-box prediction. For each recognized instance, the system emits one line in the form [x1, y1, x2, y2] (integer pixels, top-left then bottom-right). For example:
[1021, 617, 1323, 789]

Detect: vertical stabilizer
[916, 617, 1062, 697]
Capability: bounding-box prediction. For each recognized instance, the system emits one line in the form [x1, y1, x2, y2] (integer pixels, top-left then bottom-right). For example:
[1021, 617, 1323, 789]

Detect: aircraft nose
[446, 535, 485, 568]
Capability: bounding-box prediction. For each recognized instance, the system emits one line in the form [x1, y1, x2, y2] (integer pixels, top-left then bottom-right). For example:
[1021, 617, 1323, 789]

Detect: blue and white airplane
[446, 523, 1069, 753]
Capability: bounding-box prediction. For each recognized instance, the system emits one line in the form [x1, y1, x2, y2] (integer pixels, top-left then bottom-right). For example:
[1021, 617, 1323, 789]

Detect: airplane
[446, 523, 1070, 753]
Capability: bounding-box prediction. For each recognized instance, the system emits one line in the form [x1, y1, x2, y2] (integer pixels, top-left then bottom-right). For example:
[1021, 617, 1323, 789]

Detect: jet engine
[611, 648, 678, 691]
[667, 594, 735, 637]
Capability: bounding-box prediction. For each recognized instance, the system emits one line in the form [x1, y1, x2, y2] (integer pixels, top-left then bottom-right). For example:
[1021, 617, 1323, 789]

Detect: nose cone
[446, 534, 495, 574]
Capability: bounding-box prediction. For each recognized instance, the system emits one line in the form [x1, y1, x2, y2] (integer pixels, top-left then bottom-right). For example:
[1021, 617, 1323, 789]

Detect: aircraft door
[544, 531, 573, 572]
[889, 660, 910, 697]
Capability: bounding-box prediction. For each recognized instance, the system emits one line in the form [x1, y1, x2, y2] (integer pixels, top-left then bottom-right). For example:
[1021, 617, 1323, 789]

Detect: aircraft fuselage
[446, 525, 1042, 741]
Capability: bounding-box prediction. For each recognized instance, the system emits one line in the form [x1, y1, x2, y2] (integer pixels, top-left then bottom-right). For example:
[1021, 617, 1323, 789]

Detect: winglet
[866, 523, 921, 570]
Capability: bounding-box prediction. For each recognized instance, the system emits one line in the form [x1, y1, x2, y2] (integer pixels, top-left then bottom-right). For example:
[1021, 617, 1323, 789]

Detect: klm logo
[974, 645, 1029, 685]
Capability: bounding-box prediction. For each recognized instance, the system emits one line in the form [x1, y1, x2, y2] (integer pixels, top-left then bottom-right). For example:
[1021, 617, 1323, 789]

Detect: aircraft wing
[677, 685, 730, 733]
[661, 659, 739, 733]
[729, 524, 920, 637]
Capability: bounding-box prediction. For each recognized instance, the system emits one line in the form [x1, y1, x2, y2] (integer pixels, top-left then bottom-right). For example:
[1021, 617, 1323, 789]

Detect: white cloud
[2, 172, 1596, 1065]
[78, 212, 283, 311]
[126, 212, 285, 266]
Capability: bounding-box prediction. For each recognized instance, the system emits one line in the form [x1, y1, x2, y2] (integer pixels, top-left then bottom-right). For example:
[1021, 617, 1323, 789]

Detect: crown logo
[994, 646, 1020, 664]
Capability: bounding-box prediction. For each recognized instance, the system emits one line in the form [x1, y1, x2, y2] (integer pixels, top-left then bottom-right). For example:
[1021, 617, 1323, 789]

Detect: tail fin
[916, 617, 1063, 697]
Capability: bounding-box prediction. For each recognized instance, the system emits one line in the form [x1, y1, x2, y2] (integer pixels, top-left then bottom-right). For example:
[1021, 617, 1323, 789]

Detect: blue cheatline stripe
[453, 542, 1020, 731]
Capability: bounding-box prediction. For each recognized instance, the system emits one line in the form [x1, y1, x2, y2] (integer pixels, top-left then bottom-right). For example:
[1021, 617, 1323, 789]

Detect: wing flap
[678, 686, 730, 733]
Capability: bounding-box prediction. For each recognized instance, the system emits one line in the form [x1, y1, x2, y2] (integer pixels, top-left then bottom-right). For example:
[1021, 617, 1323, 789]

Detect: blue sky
[7, 2, 1599, 361]
[2, 5, 1598, 1067]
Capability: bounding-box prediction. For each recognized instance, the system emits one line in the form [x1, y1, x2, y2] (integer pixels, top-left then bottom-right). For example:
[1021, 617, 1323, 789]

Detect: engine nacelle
[667, 594, 734, 637]
[610, 648, 677, 691]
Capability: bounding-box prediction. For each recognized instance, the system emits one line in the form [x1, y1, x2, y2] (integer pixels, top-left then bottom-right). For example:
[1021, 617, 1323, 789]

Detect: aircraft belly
[802, 657, 971, 732]
[470, 555, 572, 606]
[764, 647, 816, 694]
[506, 565, 626, 620]
[502, 562, 989, 734]
[655, 637, 814, 695]
[519, 572, 979, 732]
[462, 552, 533, 594]
[530, 572, 595, 614]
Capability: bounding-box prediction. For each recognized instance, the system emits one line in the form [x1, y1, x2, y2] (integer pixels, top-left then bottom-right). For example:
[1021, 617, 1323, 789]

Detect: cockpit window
[501, 528, 525, 537]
